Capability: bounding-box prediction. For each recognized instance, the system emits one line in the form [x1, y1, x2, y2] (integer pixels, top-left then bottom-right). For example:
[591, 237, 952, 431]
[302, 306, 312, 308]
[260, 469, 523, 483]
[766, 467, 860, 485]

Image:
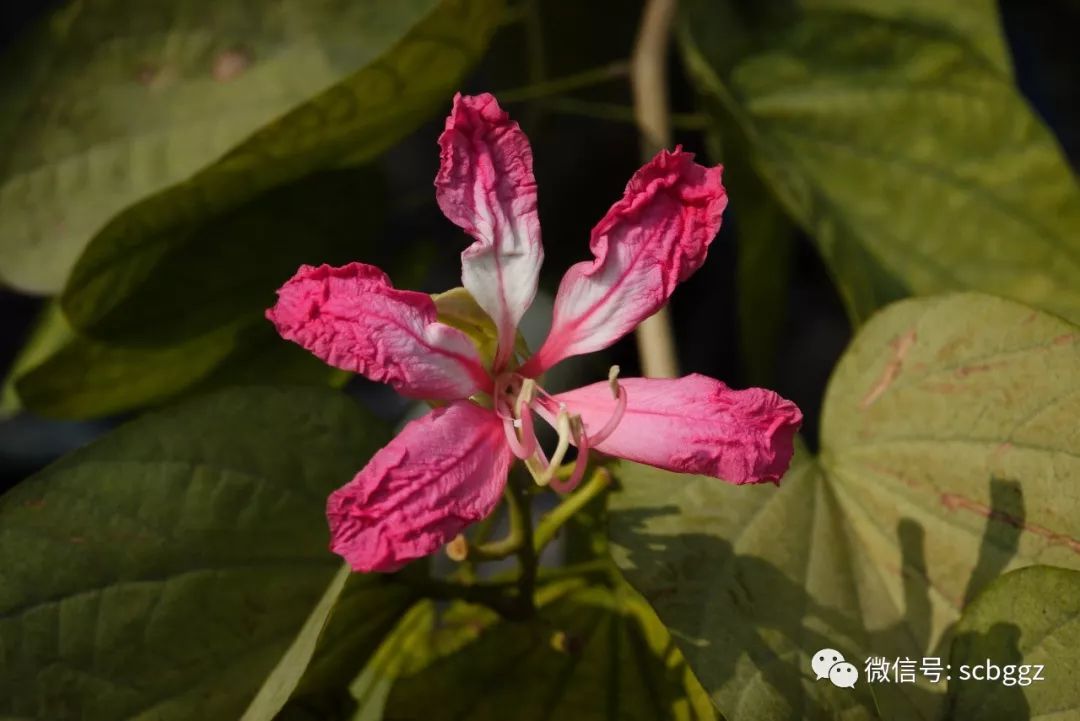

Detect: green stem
[467, 488, 526, 561]
[539, 97, 706, 130]
[521, 0, 547, 84]
[519, 0, 548, 131]
[449, 485, 526, 563]
[497, 62, 630, 104]
[507, 473, 538, 617]
[457, 506, 500, 581]
[537, 558, 615, 582]
[392, 575, 526, 619]
[533, 467, 612, 553]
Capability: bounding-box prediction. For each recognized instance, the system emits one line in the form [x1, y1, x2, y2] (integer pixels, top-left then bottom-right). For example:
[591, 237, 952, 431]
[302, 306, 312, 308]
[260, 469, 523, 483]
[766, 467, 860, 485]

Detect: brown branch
[630, 0, 681, 378]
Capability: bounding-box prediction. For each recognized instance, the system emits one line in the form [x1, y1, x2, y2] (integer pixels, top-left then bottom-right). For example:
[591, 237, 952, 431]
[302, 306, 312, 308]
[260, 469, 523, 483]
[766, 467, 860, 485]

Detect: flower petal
[436, 93, 543, 369]
[267, 262, 489, 400]
[554, 374, 801, 484]
[327, 400, 511, 572]
[522, 148, 726, 376]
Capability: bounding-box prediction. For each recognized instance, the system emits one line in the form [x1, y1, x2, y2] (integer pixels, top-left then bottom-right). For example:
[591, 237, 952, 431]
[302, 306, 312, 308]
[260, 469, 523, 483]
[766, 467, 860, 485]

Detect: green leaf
[377, 579, 719, 721]
[0, 0, 500, 294]
[57, 0, 500, 326]
[241, 564, 353, 721]
[944, 565, 1080, 721]
[0, 386, 413, 720]
[243, 562, 423, 721]
[8, 168, 415, 420]
[797, 0, 1012, 74]
[10, 316, 345, 420]
[610, 293, 1080, 721]
[61, 166, 388, 345]
[348, 601, 441, 721]
[681, 2, 1080, 325]
[0, 302, 72, 417]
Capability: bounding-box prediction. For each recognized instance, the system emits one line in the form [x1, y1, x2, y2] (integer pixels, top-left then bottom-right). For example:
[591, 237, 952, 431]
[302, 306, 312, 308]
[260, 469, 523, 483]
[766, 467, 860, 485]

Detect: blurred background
[1, 0, 1078, 492]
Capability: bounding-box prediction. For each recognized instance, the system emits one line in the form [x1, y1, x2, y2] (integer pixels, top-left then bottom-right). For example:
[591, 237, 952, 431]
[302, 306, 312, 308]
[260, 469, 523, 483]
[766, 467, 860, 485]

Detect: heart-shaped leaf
[681, 1, 1080, 324]
[610, 293, 1080, 720]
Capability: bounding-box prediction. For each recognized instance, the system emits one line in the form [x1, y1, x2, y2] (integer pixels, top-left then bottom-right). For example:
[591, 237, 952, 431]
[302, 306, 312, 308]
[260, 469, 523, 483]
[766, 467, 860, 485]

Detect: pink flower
[267, 93, 802, 573]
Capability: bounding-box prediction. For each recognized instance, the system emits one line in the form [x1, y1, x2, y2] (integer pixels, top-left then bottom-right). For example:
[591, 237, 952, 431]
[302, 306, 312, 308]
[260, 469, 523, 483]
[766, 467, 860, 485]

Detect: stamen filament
[527, 433, 550, 478]
[551, 417, 589, 493]
[587, 366, 628, 446]
[501, 405, 533, 459]
[531, 407, 573, 486]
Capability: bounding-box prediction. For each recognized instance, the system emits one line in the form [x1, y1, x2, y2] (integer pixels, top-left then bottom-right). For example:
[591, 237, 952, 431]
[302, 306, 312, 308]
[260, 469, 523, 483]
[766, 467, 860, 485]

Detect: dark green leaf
[11, 316, 346, 420]
[61, 166, 387, 345]
[243, 562, 422, 721]
[611, 293, 1080, 720]
[0, 302, 71, 417]
[7, 168, 408, 420]
[0, 386, 412, 720]
[944, 565, 1080, 721]
[681, 2, 1080, 324]
[242, 564, 353, 721]
[375, 579, 718, 721]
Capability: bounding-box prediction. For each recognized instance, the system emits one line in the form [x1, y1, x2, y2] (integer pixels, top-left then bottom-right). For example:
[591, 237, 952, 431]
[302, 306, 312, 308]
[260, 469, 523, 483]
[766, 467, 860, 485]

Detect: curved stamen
[530, 406, 573, 486]
[499, 398, 533, 459]
[517, 397, 538, 456]
[586, 365, 628, 446]
[498, 374, 541, 460]
[514, 379, 539, 458]
[551, 416, 589, 493]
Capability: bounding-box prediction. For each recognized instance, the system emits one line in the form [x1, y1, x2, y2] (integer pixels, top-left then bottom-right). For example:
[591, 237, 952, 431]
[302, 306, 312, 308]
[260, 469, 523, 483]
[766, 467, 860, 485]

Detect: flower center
[495, 366, 627, 493]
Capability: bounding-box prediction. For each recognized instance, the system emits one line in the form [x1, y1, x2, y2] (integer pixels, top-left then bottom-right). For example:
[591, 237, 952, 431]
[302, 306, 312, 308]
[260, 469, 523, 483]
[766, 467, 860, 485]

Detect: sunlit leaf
[0, 387, 412, 720]
[681, 1, 1080, 324]
[944, 565, 1080, 721]
[0, 0, 501, 294]
[610, 293, 1080, 721]
[58, 0, 500, 332]
[798, 0, 1011, 74]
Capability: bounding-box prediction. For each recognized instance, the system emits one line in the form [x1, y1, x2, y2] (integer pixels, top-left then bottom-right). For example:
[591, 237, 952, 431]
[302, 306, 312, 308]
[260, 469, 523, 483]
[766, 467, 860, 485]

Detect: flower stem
[533, 467, 612, 553]
[391, 575, 527, 619]
[497, 61, 630, 105]
[507, 472, 538, 617]
[537, 97, 706, 129]
[465, 504, 524, 560]
[631, 0, 681, 378]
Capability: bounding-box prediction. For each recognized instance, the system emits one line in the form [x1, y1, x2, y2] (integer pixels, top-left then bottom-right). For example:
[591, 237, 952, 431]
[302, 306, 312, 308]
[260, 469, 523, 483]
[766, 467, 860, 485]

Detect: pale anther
[608, 365, 621, 398]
